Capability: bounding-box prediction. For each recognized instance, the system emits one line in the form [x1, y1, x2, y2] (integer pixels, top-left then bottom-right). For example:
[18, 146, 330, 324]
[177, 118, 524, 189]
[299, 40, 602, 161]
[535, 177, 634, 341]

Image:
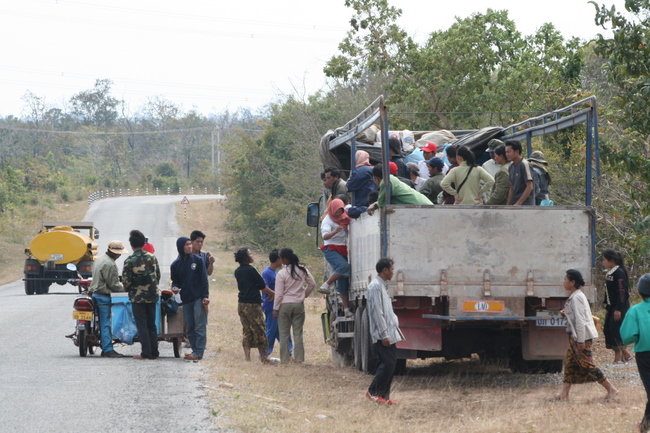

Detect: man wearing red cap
[417, 142, 438, 179]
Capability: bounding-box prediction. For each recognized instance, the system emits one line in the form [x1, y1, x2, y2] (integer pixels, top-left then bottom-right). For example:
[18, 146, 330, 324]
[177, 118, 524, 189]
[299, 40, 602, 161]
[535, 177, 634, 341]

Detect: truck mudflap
[395, 308, 442, 352]
[522, 324, 569, 360]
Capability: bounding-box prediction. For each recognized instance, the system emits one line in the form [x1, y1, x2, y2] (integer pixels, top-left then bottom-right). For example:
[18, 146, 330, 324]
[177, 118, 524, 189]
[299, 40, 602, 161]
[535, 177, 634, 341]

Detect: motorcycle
[67, 277, 99, 357]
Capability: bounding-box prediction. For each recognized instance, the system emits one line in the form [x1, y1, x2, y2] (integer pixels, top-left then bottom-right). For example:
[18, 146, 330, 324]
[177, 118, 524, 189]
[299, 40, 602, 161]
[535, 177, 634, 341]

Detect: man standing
[419, 157, 445, 204]
[89, 240, 129, 358]
[505, 140, 535, 206]
[191, 230, 215, 276]
[262, 249, 292, 357]
[123, 230, 161, 360]
[366, 257, 404, 405]
[417, 142, 438, 179]
[482, 139, 503, 179]
[171, 236, 210, 361]
[323, 167, 348, 200]
[528, 151, 551, 205]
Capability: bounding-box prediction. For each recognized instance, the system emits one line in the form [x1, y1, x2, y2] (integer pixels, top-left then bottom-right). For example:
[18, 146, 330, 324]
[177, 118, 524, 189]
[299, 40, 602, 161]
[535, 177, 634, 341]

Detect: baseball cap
[426, 157, 444, 170]
[422, 142, 437, 153]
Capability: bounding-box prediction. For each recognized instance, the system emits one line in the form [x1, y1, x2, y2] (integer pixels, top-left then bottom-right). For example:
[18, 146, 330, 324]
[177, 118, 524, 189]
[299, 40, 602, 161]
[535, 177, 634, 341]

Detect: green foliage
[70, 79, 120, 127]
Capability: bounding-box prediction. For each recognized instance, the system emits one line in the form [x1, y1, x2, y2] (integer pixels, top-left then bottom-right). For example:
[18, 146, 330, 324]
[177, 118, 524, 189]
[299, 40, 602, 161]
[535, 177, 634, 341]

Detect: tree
[70, 79, 121, 128]
[326, 2, 587, 130]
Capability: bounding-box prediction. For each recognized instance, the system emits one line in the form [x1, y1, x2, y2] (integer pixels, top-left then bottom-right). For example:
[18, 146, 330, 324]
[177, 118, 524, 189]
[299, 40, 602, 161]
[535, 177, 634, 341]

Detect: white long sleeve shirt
[564, 289, 598, 343]
[367, 276, 405, 345]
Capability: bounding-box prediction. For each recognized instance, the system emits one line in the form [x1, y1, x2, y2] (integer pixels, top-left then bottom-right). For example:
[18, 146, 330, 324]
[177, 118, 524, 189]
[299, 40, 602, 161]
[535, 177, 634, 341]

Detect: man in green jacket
[367, 163, 432, 215]
[486, 145, 511, 205]
[419, 157, 445, 204]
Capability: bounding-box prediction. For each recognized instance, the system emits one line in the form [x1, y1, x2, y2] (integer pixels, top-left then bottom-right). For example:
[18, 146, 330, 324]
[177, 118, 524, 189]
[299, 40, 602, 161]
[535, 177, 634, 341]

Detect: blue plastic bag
[112, 300, 138, 344]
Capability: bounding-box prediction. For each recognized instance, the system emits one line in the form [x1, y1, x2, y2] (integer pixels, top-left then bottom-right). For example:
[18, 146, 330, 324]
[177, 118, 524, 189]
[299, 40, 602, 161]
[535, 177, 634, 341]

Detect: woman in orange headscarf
[318, 199, 353, 318]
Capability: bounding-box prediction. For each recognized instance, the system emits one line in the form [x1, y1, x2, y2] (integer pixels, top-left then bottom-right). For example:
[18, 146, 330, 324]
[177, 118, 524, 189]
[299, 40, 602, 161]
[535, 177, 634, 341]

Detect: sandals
[625, 355, 635, 362]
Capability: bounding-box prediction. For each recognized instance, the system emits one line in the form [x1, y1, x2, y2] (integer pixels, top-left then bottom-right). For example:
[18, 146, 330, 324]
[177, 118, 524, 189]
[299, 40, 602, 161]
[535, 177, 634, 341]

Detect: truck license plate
[73, 311, 93, 321]
[461, 300, 504, 313]
[536, 311, 567, 327]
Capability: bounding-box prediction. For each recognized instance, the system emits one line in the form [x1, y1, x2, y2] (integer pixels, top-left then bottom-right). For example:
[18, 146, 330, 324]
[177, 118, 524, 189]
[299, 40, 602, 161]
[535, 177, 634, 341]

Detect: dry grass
[181, 199, 647, 433]
[0, 199, 89, 285]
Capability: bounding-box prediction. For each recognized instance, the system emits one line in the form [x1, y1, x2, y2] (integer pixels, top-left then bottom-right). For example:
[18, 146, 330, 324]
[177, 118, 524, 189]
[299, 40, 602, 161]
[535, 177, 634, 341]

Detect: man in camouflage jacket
[123, 229, 161, 359]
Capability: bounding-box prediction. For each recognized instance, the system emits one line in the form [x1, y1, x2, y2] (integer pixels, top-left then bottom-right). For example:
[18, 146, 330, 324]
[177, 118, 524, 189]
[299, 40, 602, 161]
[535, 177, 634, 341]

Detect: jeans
[183, 298, 208, 359]
[368, 342, 397, 399]
[132, 301, 159, 359]
[323, 248, 350, 294]
[264, 310, 292, 356]
[92, 293, 113, 353]
[278, 303, 305, 364]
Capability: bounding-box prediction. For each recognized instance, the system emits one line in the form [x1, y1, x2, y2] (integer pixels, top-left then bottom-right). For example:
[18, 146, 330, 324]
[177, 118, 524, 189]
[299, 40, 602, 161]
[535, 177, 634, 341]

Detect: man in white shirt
[365, 257, 405, 405]
[417, 142, 438, 179]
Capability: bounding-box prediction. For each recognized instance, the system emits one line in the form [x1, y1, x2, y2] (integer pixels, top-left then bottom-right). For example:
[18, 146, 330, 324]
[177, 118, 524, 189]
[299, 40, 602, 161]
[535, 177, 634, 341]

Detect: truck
[309, 96, 599, 374]
[24, 221, 100, 295]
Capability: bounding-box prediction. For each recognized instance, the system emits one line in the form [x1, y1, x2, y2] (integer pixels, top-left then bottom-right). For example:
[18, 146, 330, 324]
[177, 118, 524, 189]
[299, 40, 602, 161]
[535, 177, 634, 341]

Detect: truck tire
[354, 306, 364, 371]
[361, 307, 378, 375]
[24, 280, 35, 295]
[35, 281, 49, 295]
[173, 337, 181, 358]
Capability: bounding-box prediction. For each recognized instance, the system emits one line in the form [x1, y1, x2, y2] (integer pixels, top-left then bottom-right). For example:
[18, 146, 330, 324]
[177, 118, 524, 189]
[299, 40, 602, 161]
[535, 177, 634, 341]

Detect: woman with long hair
[553, 269, 618, 401]
[272, 248, 315, 364]
[602, 248, 634, 363]
[440, 146, 494, 205]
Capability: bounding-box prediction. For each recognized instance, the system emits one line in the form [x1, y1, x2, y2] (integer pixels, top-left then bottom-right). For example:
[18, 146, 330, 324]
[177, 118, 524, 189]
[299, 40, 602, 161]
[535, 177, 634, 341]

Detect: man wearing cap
[406, 162, 426, 191]
[482, 139, 503, 178]
[89, 240, 128, 358]
[417, 142, 438, 179]
[528, 151, 551, 205]
[419, 157, 445, 204]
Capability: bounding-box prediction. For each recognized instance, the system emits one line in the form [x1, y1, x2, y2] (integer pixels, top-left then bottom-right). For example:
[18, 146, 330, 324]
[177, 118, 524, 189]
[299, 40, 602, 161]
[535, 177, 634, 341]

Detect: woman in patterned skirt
[553, 269, 619, 401]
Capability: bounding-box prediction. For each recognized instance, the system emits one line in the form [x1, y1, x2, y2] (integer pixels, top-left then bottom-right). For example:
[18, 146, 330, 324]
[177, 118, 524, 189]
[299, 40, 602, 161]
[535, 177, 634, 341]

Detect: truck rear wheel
[35, 281, 50, 295]
[24, 280, 35, 295]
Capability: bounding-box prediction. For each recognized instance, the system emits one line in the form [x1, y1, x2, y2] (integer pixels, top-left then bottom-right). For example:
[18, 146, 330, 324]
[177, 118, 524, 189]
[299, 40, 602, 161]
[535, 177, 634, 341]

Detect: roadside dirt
[183, 199, 647, 433]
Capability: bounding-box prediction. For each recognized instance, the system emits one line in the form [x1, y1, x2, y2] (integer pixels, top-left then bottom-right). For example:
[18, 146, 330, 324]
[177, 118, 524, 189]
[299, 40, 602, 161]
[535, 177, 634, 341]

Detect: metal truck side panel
[349, 206, 594, 312]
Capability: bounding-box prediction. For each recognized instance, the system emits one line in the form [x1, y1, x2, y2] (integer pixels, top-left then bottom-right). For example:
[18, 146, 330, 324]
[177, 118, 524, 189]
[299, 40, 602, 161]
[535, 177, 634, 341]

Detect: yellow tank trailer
[24, 222, 99, 295]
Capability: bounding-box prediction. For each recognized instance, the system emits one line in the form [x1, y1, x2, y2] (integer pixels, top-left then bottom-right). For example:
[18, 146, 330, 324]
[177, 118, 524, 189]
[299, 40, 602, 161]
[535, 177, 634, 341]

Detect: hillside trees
[326, 2, 586, 130]
[590, 0, 650, 269]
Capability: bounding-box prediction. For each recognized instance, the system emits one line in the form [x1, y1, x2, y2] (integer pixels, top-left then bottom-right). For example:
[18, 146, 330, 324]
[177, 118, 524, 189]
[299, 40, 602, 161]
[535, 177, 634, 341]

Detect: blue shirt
[346, 164, 377, 206]
[261, 266, 276, 314]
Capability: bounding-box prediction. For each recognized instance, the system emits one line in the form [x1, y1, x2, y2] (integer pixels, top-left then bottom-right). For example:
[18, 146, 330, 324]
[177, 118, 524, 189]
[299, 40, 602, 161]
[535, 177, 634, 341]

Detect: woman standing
[602, 249, 634, 363]
[440, 146, 494, 205]
[621, 274, 650, 433]
[554, 269, 618, 401]
[272, 248, 316, 364]
[234, 248, 276, 364]
[318, 198, 353, 318]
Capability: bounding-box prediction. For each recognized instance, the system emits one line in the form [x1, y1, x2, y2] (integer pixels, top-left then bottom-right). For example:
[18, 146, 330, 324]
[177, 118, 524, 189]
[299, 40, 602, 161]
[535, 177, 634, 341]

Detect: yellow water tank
[29, 226, 94, 264]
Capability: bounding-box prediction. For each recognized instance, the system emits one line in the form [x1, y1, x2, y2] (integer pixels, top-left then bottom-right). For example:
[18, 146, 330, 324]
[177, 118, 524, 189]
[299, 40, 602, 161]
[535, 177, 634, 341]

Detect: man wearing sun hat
[89, 240, 129, 358]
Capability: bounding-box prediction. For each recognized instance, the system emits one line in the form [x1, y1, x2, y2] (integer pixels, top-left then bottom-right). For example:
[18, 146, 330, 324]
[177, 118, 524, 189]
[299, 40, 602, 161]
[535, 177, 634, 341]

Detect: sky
[0, 0, 628, 119]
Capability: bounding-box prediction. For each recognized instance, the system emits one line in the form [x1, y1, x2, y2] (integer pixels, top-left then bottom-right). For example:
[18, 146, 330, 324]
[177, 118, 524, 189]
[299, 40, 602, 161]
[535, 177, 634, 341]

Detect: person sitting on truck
[389, 137, 409, 179]
[485, 145, 511, 206]
[419, 157, 445, 204]
[323, 167, 348, 201]
[390, 161, 414, 188]
[528, 151, 552, 205]
[406, 162, 426, 191]
[365, 257, 404, 405]
[89, 240, 128, 358]
[319, 198, 353, 318]
[346, 150, 378, 207]
[441, 144, 459, 204]
[366, 164, 433, 216]
[505, 140, 535, 206]
[440, 146, 494, 205]
[417, 142, 437, 179]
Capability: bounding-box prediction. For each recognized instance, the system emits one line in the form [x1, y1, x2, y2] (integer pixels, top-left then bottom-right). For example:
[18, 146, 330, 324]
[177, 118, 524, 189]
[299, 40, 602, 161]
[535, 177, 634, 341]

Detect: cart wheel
[173, 337, 181, 358]
[78, 326, 88, 357]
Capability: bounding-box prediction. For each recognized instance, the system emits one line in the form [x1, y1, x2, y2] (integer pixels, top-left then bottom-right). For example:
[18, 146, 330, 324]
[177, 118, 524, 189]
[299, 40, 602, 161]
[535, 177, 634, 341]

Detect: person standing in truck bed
[366, 164, 432, 216]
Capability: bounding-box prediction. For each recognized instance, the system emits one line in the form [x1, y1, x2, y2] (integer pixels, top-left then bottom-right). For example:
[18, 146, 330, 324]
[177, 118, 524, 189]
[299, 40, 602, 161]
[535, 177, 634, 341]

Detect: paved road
[0, 195, 227, 433]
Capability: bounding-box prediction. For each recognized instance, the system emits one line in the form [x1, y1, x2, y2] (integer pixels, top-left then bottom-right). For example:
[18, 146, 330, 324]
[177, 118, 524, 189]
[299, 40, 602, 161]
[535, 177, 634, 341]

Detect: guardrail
[87, 187, 221, 205]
